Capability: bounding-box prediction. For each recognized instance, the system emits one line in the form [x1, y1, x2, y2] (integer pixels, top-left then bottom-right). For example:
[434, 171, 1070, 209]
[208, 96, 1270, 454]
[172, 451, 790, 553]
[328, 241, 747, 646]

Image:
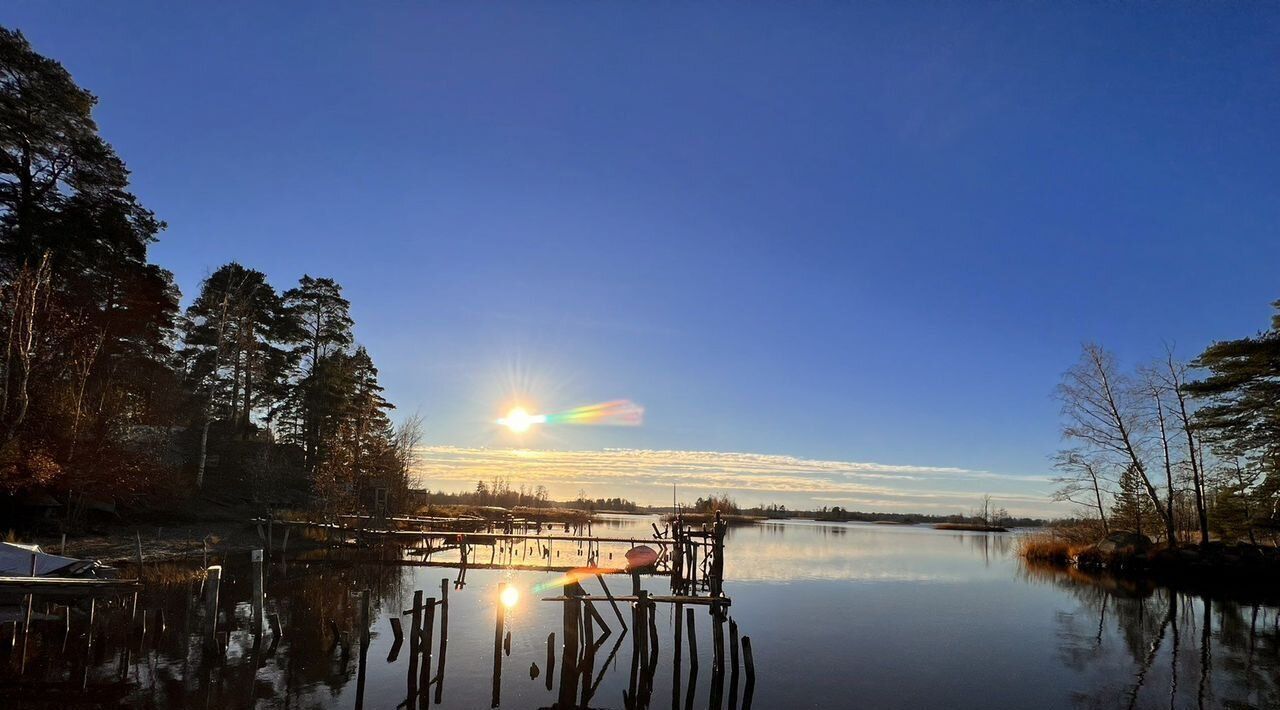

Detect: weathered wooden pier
[2, 511, 755, 708]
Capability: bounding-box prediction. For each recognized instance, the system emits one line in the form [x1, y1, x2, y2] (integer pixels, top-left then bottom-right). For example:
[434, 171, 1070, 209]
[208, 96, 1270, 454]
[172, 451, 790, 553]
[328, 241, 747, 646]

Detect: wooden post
[419, 597, 435, 693]
[387, 617, 403, 663]
[359, 589, 371, 649]
[673, 601, 685, 708]
[595, 573, 628, 631]
[713, 607, 725, 674]
[251, 549, 264, 639]
[580, 595, 596, 707]
[729, 618, 741, 710]
[557, 592, 581, 708]
[204, 566, 222, 640]
[686, 606, 698, 667]
[636, 591, 650, 671]
[434, 578, 449, 704]
[545, 632, 556, 692]
[711, 606, 726, 709]
[406, 589, 422, 700]
[355, 589, 369, 710]
[491, 594, 504, 708]
[742, 634, 756, 709]
[628, 595, 641, 703]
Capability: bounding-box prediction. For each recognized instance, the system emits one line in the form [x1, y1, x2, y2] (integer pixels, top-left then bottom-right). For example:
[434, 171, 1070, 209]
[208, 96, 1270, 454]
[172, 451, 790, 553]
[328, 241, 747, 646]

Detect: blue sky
[6, 3, 1279, 514]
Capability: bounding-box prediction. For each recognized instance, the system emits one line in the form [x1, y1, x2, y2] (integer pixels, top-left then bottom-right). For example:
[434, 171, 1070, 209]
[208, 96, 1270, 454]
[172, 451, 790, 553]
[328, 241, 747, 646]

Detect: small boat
[624, 544, 658, 570]
[0, 541, 113, 578]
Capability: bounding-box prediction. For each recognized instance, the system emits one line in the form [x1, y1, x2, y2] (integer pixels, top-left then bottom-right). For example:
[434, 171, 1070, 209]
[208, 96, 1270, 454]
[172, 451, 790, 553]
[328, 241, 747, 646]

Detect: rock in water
[1096, 532, 1152, 554]
[529, 662, 539, 679]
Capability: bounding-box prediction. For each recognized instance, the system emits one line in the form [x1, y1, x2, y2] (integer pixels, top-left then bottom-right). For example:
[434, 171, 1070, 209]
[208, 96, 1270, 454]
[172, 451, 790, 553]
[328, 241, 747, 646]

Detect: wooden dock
[0, 576, 140, 596]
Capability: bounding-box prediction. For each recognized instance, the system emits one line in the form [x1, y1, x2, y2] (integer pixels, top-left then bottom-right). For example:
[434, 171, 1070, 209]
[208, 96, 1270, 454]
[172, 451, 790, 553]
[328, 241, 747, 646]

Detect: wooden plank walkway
[0, 576, 140, 595]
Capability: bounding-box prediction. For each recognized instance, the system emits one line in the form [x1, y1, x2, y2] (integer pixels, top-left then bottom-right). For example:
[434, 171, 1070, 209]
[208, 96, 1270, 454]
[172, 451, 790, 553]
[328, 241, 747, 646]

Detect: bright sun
[500, 584, 520, 609]
[503, 407, 533, 433]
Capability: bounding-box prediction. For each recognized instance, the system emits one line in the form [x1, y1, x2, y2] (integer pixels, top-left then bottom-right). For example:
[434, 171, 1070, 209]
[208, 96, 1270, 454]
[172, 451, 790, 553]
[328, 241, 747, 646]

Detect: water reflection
[3, 515, 1277, 708]
[1024, 563, 1280, 709]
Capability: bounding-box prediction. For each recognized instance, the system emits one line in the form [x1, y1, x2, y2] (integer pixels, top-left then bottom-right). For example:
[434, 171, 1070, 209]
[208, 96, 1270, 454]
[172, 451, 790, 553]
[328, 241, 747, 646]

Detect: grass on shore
[1019, 533, 1083, 565]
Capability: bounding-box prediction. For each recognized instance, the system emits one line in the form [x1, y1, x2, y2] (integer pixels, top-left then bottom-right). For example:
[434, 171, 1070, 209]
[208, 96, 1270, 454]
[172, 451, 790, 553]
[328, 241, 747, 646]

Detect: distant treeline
[744, 503, 1044, 527]
[416, 479, 640, 513]
[0, 29, 418, 526]
[663, 495, 1046, 527]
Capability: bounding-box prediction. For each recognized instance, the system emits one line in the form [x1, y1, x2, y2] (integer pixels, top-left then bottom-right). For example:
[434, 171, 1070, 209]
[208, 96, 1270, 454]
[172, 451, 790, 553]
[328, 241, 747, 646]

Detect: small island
[1022, 312, 1280, 583]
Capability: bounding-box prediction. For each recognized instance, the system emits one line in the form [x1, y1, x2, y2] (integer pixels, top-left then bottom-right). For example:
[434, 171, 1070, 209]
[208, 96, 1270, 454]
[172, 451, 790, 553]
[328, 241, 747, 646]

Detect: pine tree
[0, 28, 179, 504]
[1111, 465, 1155, 537]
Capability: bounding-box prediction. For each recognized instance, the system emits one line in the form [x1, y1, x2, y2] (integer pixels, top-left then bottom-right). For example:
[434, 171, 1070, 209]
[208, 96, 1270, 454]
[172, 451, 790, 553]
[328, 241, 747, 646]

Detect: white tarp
[0, 541, 97, 576]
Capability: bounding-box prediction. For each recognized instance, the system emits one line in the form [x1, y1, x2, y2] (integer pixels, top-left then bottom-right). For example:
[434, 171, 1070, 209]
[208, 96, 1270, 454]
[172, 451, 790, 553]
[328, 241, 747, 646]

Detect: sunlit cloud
[411, 446, 1062, 517]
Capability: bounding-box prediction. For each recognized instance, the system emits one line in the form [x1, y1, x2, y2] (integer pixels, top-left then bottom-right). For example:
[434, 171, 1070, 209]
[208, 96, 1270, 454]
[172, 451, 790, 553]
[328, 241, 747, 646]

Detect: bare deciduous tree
[1058, 343, 1175, 544]
[1052, 449, 1111, 534]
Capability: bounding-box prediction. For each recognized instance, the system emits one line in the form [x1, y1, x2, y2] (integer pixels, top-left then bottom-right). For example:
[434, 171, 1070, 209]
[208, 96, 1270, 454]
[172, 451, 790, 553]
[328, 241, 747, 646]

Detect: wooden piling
[713, 607, 725, 674]
[580, 597, 596, 708]
[673, 601, 685, 708]
[741, 634, 756, 710]
[636, 591, 652, 676]
[420, 596, 435, 693]
[251, 549, 264, 638]
[557, 592, 581, 708]
[433, 578, 449, 704]
[686, 606, 698, 666]
[359, 589, 371, 649]
[729, 618, 741, 710]
[406, 589, 422, 699]
[628, 596, 641, 703]
[203, 566, 222, 640]
[355, 589, 370, 710]
[491, 594, 505, 708]
[545, 632, 556, 692]
[595, 573, 628, 631]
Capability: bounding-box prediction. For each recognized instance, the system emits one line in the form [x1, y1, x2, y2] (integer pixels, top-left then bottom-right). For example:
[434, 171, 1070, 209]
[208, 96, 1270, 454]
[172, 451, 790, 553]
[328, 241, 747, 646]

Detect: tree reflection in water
[1023, 562, 1280, 709]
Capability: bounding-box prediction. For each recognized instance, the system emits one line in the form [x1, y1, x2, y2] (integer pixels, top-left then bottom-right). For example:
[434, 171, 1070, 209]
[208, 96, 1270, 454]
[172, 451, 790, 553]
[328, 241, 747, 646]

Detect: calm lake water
[5, 514, 1278, 709]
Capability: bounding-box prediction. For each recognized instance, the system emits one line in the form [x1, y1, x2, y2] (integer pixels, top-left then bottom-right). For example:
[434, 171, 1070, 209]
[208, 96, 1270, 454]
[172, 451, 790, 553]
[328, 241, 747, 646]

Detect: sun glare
[500, 584, 520, 609]
[503, 407, 533, 433]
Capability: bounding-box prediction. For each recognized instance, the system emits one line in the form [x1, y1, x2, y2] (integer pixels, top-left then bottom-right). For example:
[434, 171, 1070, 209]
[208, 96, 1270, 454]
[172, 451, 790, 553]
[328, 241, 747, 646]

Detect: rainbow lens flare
[497, 400, 643, 433]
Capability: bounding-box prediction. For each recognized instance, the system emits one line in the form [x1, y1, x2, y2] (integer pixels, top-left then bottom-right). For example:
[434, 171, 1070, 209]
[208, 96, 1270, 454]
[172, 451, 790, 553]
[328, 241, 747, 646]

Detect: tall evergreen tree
[181, 263, 296, 486]
[0, 28, 179, 505]
[1185, 300, 1280, 535]
[1112, 465, 1155, 537]
[280, 275, 352, 468]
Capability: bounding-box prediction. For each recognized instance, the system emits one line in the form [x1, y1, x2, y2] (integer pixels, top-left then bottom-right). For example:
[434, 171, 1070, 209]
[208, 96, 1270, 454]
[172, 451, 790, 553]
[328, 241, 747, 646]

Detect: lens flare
[545, 400, 644, 426]
[498, 407, 545, 433]
[496, 400, 643, 433]
[500, 584, 520, 608]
